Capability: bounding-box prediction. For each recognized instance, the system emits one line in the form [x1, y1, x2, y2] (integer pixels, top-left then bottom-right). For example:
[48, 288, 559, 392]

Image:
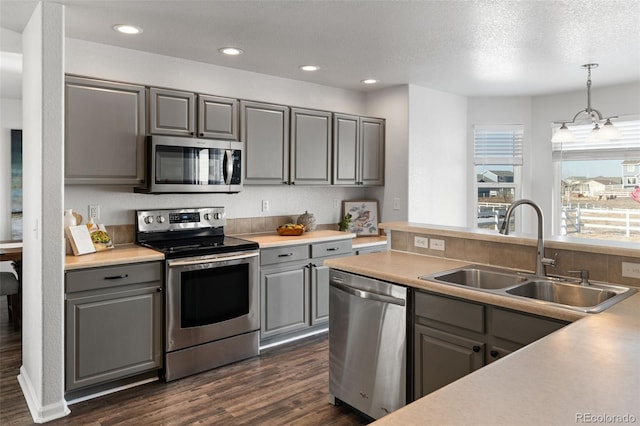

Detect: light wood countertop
[325, 250, 640, 425]
[236, 230, 356, 248]
[65, 244, 164, 270]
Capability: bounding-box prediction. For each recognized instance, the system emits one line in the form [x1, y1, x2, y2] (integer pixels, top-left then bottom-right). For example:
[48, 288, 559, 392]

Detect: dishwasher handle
[331, 281, 406, 307]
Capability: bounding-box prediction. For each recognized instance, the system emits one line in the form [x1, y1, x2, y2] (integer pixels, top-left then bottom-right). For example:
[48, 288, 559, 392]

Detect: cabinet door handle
[490, 350, 499, 358]
[277, 253, 294, 258]
[157, 287, 163, 292]
[472, 345, 481, 353]
[104, 274, 129, 280]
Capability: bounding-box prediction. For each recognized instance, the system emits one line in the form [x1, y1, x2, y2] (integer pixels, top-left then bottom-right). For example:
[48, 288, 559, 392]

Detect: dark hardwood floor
[0, 298, 369, 425]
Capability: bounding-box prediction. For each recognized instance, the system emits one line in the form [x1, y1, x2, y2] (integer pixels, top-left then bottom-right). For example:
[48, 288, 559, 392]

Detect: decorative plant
[338, 213, 352, 232]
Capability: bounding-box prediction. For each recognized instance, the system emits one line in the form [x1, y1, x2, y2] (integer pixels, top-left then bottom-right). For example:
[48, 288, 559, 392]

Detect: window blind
[552, 119, 640, 160]
[473, 125, 524, 165]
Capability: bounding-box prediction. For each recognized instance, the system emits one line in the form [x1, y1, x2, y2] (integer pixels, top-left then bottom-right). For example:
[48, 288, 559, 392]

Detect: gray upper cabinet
[333, 113, 385, 186]
[148, 87, 196, 136]
[197, 94, 239, 140]
[290, 108, 332, 185]
[241, 101, 290, 185]
[65, 76, 146, 185]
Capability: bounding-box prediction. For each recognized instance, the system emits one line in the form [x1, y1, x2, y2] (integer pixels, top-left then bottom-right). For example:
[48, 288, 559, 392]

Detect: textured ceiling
[1, 0, 640, 98]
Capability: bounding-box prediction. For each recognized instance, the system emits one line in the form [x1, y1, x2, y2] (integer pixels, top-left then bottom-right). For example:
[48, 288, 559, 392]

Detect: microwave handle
[224, 150, 233, 185]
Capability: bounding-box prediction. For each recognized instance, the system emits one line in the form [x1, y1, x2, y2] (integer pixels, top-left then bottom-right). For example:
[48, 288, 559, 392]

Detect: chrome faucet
[499, 199, 556, 276]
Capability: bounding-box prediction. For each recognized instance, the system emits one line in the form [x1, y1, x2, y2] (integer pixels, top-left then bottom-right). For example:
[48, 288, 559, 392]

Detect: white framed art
[342, 200, 379, 235]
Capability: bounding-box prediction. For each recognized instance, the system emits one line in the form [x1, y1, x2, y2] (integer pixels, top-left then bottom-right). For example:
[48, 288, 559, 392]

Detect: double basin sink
[420, 266, 636, 313]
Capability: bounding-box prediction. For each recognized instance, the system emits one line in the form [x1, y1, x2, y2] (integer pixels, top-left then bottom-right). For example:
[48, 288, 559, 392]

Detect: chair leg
[6, 294, 13, 322]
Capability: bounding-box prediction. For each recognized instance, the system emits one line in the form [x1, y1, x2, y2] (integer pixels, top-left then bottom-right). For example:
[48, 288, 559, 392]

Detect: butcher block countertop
[236, 230, 356, 248]
[325, 251, 640, 425]
[65, 244, 164, 270]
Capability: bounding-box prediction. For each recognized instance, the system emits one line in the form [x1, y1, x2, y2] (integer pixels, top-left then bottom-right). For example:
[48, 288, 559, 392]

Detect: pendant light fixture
[551, 64, 622, 143]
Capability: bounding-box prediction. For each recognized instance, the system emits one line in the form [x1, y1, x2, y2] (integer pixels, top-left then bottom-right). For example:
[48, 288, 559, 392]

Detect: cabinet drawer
[66, 262, 162, 293]
[261, 245, 309, 266]
[415, 291, 485, 333]
[491, 308, 567, 346]
[311, 240, 352, 259]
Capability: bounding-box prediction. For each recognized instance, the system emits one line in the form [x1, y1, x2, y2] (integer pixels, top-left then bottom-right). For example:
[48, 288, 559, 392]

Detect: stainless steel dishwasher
[328, 269, 407, 420]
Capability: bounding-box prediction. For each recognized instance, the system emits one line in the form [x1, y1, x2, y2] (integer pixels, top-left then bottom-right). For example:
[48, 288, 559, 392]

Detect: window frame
[551, 116, 640, 239]
[472, 124, 524, 232]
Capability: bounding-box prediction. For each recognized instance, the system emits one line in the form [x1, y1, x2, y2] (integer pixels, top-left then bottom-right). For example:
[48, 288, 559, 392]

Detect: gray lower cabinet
[260, 239, 352, 344]
[333, 114, 385, 186]
[290, 108, 332, 185]
[65, 262, 163, 393]
[414, 324, 484, 397]
[65, 75, 146, 185]
[240, 100, 290, 185]
[353, 243, 387, 255]
[414, 291, 568, 399]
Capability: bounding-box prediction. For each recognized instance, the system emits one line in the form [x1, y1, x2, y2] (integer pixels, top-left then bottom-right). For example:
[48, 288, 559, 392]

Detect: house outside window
[473, 125, 523, 232]
[552, 118, 640, 242]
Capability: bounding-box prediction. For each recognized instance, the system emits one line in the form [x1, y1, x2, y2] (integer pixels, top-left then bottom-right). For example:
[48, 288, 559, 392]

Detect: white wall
[0, 98, 21, 239]
[365, 85, 409, 222]
[407, 85, 468, 225]
[64, 39, 371, 226]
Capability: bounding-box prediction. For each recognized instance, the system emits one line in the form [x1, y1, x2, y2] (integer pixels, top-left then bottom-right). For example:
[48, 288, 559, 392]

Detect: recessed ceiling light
[219, 47, 244, 56]
[362, 79, 378, 84]
[300, 65, 319, 72]
[113, 24, 143, 35]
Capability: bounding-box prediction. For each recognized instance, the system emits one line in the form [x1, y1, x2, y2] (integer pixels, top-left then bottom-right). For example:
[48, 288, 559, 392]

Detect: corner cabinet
[333, 114, 385, 186]
[290, 108, 333, 185]
[64, 76, 146, 185]
[260, 239, 352, 346]
[413, 291, 568, 400]
[65, 262, 163, 394]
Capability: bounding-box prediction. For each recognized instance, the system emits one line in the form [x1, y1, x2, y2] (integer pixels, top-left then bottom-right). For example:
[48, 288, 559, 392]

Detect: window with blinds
[552, 119, 640, 160]
[473, 125, 524, 231]
[474, 125, 524, 165]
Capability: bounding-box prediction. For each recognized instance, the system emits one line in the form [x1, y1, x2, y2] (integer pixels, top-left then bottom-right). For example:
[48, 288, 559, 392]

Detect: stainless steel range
[136, 207, 260, 381]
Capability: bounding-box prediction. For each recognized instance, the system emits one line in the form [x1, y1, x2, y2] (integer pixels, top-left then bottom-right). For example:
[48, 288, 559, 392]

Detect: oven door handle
[167, 251, 259, 268]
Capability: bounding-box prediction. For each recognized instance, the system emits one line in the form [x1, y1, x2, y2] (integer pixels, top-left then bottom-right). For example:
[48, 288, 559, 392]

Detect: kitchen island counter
[325, 251, 640, 425]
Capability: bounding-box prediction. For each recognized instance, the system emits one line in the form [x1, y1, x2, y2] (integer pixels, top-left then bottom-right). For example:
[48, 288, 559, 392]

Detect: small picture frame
[343, 200, 379, 235]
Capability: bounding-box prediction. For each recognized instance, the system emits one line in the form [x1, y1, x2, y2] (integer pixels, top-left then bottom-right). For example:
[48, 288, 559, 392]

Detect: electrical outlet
[261, 200, 270, 212]
[622, 262, 640, 279]
[88, 204, 100, 221]
[430, 238, 445, 251]
[333, 199, 340, 209]
[393, 197, 400, 210]
[414, 236, 428, 248]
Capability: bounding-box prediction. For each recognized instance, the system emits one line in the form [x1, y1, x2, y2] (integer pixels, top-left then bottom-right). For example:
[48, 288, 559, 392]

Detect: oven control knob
[204, 213, 212, 221]
[156, 216, 165, 224]
[214, 212, 223, 220]
[144, 216, 154, 224]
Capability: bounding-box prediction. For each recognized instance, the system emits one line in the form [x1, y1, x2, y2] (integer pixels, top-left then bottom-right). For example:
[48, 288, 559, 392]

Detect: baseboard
[17, 366, 70, 423]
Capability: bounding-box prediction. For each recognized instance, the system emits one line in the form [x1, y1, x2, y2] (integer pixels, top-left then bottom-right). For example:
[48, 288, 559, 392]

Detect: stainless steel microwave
[136, 136, 243, 193]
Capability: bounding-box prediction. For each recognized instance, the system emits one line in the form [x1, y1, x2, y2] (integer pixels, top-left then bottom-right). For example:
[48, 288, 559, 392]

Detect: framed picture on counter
[343, 200, 379, 235]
